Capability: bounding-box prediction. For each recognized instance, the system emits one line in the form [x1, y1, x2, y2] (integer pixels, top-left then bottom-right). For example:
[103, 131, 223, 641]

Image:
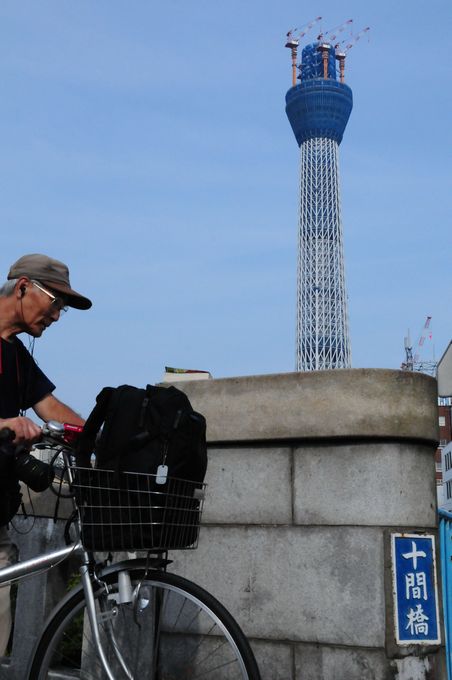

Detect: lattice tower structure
[286, 42, 353, 371]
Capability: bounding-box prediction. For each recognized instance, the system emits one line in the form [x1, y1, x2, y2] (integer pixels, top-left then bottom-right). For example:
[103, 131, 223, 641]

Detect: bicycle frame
[0, 538, 141, 679]
[0, 542, 82, 587]
[0, 439, 138, 680]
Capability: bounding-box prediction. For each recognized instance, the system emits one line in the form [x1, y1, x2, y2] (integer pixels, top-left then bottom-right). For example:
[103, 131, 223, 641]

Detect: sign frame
[391, 533, 441, 646]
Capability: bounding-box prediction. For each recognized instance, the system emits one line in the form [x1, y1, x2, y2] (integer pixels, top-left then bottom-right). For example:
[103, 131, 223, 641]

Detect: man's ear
[16, 277, 30, 299]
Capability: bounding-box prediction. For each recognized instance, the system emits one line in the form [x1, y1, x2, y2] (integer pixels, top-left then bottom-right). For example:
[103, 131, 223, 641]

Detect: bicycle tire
[28, 559, 261, 680]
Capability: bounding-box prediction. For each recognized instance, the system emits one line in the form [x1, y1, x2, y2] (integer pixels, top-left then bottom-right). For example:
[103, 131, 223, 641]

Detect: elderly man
[0, 253, 91, 654]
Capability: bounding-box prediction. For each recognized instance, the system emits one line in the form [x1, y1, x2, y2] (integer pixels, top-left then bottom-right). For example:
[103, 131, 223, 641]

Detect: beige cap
[8, 254, 92, 310]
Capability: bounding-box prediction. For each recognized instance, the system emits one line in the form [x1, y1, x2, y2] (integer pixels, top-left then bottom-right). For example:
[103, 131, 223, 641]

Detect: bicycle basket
[70, 466, 206, 552]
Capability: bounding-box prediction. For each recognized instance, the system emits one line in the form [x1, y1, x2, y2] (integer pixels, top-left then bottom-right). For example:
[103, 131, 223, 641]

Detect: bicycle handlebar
[41, 421, 84, 447]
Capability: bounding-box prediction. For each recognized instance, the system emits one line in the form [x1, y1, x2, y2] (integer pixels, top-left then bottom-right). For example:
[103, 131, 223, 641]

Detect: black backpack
[75, 384, 207, 551]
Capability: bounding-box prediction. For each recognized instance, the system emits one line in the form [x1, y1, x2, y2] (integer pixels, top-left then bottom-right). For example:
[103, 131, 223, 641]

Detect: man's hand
[0, 416, 41, 446]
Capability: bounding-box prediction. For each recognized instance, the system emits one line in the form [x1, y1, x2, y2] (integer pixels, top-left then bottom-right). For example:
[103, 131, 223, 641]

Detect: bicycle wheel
[28, 559, 261, 680]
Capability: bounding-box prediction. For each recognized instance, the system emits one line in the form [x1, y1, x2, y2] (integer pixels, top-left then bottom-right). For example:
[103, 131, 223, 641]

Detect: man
[0, 253, 92, 654]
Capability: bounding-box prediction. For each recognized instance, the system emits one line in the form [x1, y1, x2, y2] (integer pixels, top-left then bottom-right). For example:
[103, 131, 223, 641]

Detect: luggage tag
[157, 439, 169, 484]
[156, 464, 168, 485]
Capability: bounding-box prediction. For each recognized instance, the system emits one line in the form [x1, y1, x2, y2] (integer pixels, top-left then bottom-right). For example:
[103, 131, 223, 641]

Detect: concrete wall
[5, 368, 445, 679]
[166, 369, 445, 680]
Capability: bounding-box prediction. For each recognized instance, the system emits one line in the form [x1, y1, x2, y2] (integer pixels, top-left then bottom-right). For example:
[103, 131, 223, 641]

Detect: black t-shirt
[0, 337, 55, 418]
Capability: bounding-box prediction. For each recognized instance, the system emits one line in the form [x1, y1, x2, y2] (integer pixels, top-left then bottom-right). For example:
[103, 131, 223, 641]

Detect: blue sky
[0, 1, 450, 417]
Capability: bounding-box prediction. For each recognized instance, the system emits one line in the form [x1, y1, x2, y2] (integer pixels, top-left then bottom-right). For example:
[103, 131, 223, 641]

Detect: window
[447, 480, 452, 499]
[445, 451, 452, 472]
[439, 416, 446, 427]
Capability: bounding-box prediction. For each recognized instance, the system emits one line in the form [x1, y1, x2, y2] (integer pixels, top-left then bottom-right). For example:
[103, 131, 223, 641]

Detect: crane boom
[322, 19, 353, 43]
[414, 316, 432, 363]
[287, 16, 322, 42]
[343, 26, 370, 53]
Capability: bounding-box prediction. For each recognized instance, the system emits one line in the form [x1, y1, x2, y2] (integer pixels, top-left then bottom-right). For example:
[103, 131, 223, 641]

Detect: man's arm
[0, 395, 84, 446]
[33, 393, 85, 426]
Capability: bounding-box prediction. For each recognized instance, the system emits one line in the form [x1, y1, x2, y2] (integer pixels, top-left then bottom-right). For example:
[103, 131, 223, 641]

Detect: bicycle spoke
[30, 567, 260, 680]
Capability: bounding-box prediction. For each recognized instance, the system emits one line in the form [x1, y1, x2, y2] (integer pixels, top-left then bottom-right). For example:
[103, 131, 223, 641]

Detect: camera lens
[15, 453, 54, 492]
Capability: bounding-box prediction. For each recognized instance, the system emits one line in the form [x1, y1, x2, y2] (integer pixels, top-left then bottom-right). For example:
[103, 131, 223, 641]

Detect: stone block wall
[167, 369, 444, 680]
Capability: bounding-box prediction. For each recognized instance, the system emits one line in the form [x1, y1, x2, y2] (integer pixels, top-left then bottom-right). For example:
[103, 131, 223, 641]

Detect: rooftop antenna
[403, 330, 414, 371]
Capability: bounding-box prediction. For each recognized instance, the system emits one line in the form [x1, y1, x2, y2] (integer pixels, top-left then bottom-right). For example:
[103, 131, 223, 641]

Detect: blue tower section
[285, 43, 353, 371]
[285, 43, 353, 146]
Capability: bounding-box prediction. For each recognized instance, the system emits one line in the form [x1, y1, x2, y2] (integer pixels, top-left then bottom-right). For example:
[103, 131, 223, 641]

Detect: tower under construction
[285, 32, 354, 371]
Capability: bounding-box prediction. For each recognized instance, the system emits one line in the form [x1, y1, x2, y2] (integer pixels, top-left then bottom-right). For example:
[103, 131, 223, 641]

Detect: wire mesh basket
[69, 466, 206, 552]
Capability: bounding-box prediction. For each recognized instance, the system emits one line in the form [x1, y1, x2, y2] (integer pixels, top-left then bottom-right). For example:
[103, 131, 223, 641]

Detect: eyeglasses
[32, 281, 68, 313]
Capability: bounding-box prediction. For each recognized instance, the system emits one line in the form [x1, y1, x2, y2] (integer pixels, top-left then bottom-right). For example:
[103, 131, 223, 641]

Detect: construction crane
[315, 20, 354, 82]
[401, 316, 437, 376]
[335, 26, 370, 83]
[285, 17, 322, 86]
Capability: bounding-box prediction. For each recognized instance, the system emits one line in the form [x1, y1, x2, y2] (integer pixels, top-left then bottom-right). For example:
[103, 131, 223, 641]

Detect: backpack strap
[145, 384, 186, 436]
[76, 387, 114, 467]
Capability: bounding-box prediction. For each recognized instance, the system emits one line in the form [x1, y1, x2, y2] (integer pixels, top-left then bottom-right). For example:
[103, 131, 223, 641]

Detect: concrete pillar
[168, 369, 444, 680]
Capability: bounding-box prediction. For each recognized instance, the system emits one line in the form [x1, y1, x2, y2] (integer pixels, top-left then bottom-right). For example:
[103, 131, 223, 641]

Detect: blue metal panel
[439, 510, 452, 678]
[285, 79, 353, 146]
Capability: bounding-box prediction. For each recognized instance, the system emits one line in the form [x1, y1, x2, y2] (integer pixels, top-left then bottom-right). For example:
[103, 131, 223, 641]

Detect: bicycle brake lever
[42, 421, 65, 438]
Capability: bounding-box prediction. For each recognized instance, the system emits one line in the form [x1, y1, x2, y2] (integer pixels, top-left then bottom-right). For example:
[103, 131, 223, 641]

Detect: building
[285, 40, 352, 371]
[437, 401, 452, 507]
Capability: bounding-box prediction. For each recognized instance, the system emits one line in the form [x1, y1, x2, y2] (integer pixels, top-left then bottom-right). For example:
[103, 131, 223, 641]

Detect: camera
[0, 428, 54, 492]
[14, 449, 55, 492]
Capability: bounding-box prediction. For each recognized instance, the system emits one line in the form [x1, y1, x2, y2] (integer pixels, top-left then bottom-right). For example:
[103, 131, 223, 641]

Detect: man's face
[19, 280, 67, 337]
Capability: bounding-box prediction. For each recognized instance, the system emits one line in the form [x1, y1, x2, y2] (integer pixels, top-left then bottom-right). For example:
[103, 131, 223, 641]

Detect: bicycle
[0, 421, 261, 679]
